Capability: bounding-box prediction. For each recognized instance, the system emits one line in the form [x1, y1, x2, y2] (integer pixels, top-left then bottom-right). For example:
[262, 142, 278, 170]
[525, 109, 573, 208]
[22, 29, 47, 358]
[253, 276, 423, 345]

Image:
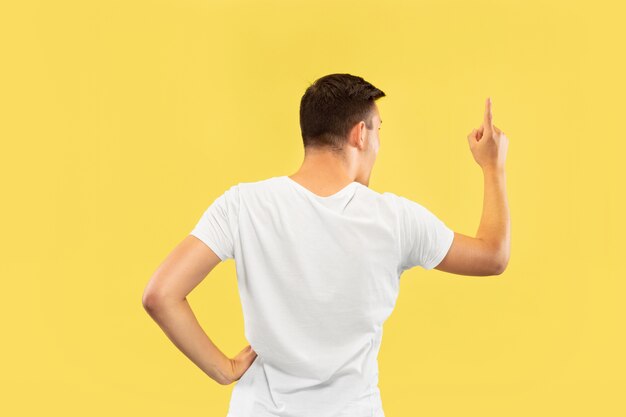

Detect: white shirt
[190, 175, 455, 417]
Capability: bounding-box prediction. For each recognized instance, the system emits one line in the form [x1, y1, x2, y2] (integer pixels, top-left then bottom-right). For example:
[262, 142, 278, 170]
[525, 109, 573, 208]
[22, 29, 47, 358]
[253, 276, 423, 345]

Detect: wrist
[481, 165, 505, 176]
[210, 354, 235, 385]
[220, 356, 236, 385]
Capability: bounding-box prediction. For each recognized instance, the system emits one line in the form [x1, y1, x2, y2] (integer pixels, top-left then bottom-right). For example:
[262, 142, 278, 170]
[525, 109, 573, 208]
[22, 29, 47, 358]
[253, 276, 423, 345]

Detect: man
[142, 73, 511, 417]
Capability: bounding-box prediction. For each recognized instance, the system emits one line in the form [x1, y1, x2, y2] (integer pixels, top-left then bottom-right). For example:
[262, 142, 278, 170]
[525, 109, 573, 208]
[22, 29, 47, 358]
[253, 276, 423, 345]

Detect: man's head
[299, 73, 385, 184]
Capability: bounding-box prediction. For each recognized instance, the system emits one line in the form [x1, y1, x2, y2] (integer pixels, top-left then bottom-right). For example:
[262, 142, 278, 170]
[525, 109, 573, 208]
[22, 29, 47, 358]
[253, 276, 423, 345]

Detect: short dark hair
[299, 73, 385, 152]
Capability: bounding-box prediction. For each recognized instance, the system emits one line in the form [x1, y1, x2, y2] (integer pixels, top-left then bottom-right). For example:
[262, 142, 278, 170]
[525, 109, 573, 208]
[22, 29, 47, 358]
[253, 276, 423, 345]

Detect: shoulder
[377, 189, 410, 213]
[380, 190, 430, 214]
[235, 176, 284, 197]
[218, 176, 289, 209]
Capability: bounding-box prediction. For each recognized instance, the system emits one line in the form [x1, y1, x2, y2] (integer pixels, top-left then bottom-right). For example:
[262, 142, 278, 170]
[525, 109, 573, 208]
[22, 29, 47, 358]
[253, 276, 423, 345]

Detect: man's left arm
[142, 235, 236, 384]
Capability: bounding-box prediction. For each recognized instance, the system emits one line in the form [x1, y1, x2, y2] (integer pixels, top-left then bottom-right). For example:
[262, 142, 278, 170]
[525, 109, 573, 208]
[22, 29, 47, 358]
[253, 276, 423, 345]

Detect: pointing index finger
[484, 97, 493, 131]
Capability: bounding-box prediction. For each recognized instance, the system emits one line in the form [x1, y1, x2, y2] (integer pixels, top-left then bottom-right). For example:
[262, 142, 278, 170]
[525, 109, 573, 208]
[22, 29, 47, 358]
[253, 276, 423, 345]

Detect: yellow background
[1, 0, 624, 416]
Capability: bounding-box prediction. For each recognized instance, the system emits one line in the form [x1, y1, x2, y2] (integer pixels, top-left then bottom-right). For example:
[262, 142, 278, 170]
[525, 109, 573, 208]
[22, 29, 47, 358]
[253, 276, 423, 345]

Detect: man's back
[190, 175, 455, 417]
[142, 78, 510, 416]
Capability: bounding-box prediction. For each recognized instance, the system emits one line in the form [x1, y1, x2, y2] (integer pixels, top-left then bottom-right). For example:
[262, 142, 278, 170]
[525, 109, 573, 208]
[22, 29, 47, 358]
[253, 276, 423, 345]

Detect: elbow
[142, 289, 168, 312]
[142, 291, 159, 312]
[492, 254, 510, 275]
[142, 288, 184, 312]
[481, 239, 510, 276]
[488, 241, 510, 275]
[492, 264, 505, 276]
[142, 277, 174, 311]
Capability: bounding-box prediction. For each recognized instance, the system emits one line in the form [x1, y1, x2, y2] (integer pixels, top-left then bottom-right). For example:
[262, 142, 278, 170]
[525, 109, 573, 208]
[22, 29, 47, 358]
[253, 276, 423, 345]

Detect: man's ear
[356, 121, 367, 150]
[347, 122, 363, 150]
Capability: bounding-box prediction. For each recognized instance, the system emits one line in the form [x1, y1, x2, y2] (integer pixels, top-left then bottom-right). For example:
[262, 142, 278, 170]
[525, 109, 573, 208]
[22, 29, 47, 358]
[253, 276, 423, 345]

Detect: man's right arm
[435, 97, 511, 276]
[435, 166, 510, 276]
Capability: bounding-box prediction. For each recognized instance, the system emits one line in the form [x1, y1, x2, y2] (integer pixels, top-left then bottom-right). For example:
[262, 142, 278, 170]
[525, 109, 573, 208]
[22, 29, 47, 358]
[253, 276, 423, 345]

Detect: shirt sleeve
[189, 185, 239, 261]
[395, 194, 455, 271]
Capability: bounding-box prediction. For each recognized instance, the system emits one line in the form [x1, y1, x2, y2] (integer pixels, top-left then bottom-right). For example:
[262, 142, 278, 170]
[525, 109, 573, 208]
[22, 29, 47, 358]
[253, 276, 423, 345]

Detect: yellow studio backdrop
[1, 0, 624, 416]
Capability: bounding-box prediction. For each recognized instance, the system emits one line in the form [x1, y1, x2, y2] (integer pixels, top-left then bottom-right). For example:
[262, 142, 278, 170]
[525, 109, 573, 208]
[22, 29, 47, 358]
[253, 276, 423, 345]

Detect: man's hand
[225, 344, 258, 385]
[467, 97, 509, 172]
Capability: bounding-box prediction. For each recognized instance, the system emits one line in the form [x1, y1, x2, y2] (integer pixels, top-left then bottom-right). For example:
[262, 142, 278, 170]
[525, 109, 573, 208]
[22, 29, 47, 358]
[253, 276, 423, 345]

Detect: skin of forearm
[144, 298, 233, 385]
[476, 166, 511, 269]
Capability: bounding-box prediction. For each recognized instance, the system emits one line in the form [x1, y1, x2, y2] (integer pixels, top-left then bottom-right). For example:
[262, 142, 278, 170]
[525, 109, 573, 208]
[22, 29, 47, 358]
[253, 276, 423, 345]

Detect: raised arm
[435, 97, 511, 276]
